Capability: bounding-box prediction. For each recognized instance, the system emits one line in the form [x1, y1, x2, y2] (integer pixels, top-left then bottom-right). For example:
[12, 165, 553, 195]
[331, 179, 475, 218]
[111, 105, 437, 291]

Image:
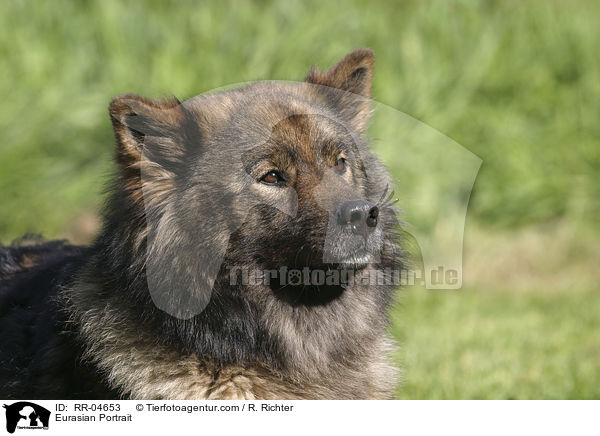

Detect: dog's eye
[259, 170, 285, 185]
[334, 157, 347, 174]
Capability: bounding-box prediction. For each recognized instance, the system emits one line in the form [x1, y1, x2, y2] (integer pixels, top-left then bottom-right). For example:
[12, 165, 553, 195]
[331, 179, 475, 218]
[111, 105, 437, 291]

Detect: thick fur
[0, 49, 402, 399]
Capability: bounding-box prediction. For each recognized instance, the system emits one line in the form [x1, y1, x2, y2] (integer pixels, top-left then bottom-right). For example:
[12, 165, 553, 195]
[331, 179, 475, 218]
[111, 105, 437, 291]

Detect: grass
[392, 289, 600, 399]
[1, 0, 599, 239]
[0, 0, 599, 399]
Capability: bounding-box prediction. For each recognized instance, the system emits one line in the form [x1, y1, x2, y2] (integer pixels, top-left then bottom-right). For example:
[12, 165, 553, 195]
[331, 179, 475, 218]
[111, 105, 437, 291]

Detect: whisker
[377, 184, 390, 205]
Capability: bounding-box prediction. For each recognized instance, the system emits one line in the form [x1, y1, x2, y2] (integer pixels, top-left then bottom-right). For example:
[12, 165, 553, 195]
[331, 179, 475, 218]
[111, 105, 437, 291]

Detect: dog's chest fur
[66, 268, 397, 400]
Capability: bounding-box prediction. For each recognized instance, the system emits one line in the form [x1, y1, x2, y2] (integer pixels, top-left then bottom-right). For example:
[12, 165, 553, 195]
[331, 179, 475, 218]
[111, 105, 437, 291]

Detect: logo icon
[3, 402, 50, 434]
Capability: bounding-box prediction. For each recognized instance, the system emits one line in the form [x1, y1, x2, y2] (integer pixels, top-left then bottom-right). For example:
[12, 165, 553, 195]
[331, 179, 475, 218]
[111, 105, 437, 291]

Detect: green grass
[1, 0, 599, 239]
[392, 289, 600, 399]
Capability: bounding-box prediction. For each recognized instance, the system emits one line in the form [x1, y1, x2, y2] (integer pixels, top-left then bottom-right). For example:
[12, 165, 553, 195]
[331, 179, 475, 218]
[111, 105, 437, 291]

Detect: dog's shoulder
[0, 236, 111, 398]
[1, 235, 85, 281]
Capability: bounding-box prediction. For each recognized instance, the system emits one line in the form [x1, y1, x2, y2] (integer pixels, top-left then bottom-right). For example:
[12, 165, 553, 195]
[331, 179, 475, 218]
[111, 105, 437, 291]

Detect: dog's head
[108, 49, 399, 315]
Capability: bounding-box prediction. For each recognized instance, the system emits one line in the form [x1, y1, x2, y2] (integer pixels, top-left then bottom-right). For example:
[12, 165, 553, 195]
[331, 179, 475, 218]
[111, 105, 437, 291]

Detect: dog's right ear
[109, 94, 191, 207]
[109, 94, 184, 171]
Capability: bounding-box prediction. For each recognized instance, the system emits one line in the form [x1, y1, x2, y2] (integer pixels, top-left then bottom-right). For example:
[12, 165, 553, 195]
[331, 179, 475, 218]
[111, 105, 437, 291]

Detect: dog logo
[3, 402, 50, 433]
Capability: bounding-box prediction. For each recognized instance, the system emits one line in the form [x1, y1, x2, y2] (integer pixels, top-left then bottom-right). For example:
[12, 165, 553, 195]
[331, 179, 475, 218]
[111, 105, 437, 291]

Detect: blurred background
[0, 0, 598, 398]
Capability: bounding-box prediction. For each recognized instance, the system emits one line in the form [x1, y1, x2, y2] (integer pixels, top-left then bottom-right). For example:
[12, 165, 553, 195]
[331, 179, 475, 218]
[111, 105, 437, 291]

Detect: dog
[0, 48, 402, 399]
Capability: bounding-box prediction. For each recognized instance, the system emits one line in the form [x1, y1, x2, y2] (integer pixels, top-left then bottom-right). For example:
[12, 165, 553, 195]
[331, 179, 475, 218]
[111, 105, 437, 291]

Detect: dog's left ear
[305, 48, 375, 132]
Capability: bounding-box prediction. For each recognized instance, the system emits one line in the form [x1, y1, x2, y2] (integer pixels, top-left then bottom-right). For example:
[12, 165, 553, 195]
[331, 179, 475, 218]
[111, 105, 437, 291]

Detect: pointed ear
[305, 48, 375, 132]
[108, 94, 184, 171]
[109, 94, 189, 206]
[305, 48, 374, 97]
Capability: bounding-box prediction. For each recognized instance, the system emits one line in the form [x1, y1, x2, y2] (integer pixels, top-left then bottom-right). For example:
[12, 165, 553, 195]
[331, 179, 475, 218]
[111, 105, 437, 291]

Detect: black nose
[338, 200, 379, 232]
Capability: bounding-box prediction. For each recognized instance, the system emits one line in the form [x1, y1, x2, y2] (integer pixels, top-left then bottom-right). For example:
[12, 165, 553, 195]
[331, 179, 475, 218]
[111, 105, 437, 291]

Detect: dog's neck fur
[63, 200, 398, 399]
[69, 270, 395, 399]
